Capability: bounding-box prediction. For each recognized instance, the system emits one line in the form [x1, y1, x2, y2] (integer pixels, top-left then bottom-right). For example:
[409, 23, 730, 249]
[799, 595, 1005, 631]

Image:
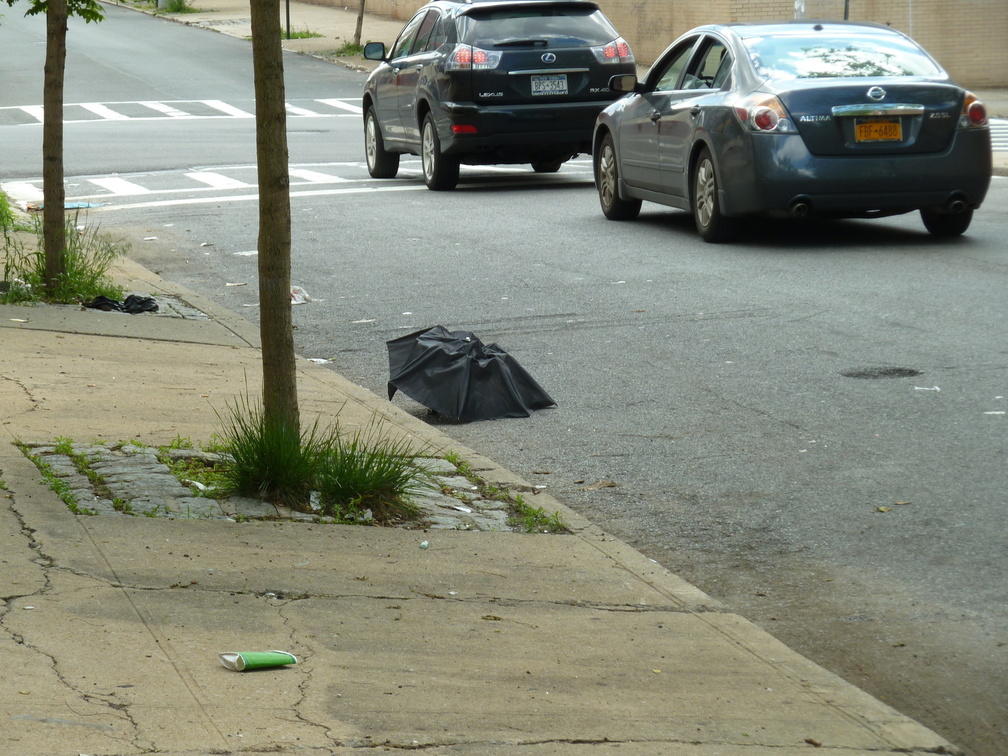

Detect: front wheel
[364, 108, 399, 179]
[920, 207, 973, 237]
[595, 133, 641, 221]
[692, 147, 734, 243]
[421, 114, 459, 191]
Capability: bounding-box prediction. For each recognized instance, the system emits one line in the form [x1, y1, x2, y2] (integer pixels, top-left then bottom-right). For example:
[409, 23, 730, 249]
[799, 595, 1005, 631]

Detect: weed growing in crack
[508, 494, 569, 534]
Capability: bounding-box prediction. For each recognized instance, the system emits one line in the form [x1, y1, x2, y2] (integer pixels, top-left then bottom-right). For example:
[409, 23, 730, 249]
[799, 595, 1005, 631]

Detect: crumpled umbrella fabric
[387, 326, 556, 422]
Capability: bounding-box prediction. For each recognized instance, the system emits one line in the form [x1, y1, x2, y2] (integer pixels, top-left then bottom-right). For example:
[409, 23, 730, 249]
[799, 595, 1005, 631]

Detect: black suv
[362, 0, 635, 190]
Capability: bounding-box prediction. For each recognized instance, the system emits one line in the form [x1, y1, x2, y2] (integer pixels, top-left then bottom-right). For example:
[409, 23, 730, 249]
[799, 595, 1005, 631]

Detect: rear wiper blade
[494, 38, 549, 47]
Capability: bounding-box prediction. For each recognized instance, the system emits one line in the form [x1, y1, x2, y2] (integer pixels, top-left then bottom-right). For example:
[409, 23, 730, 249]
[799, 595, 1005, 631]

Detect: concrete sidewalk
[0, 257, 961, 755]
[0, 2, 979, 753]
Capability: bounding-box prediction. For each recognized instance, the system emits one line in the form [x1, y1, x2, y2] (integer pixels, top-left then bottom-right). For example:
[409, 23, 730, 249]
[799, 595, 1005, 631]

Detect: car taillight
[960, 92, 988, 128]
[733, 95, 798, 134]
[591, 37, 635, 65]
[446, 44, 501, 71]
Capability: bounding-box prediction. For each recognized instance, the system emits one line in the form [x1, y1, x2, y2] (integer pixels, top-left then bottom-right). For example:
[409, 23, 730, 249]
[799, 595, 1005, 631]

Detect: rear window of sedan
[742, 32, 943, 79]
[460, 7, 618, 47]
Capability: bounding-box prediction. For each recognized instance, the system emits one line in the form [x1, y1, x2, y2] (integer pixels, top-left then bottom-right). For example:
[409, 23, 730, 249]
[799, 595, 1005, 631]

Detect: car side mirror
[363, 42, 387, 61]
[609, 74, 639, 94]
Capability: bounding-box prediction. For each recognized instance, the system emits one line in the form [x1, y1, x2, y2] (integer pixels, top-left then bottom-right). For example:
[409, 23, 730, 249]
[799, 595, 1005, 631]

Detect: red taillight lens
[592, 38, 634, 64]
[752, 107, 778, 131]
[451, 124, 478, 134]
[452, 47, 472, 66]
[733, 95, 798, 134]
[963, 93, 987, 127]
[472, 49, 488, 66]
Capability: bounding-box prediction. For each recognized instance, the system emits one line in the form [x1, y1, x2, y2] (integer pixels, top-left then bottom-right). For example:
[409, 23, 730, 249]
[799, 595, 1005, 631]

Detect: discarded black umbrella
[387, 325, 556, 422]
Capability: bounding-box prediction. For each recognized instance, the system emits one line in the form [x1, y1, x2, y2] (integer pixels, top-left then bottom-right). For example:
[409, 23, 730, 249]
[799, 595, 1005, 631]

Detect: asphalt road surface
[2, 6, 1006, 753]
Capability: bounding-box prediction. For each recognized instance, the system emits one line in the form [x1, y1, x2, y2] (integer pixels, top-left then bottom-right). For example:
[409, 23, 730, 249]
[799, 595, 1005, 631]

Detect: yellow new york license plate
[855, 117, 902, 142]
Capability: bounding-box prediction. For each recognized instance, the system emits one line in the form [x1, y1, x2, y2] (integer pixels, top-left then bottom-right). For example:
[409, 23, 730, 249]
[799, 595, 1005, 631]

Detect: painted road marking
[202, 100, 255, 119]
[185, 171, 255, 190]
[316, 98, 363, 114]
[80, 103, 129, 120]
[288, 168, 349, 184]
[87, 177, 152, 195]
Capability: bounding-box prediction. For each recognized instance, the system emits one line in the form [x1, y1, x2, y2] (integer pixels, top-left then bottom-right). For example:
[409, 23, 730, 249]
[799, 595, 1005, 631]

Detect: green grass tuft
[316, 419, 433, 522]
[216, 395, 329, 510]
[2, 212, 125, 305]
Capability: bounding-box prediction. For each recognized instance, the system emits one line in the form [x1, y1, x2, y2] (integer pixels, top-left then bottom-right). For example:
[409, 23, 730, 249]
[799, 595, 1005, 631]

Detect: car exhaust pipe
[947, 197, 968, 215]
[789, 198, 811, 217]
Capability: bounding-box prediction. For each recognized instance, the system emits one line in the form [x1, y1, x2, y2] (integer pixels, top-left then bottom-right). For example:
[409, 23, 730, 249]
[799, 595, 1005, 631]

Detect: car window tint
[425, 14, 451, 51]
[652, 40, 695, 90]
[461, 8, 618, 47]
[413, 10, 440, 53]
[742, 31, 942, 79]
[390, 11, 429, 60]
[685, 40, 729, 89]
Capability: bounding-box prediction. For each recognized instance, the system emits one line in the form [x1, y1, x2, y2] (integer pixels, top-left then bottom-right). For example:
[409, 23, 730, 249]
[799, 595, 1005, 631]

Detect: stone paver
[21, 441, 519, 530]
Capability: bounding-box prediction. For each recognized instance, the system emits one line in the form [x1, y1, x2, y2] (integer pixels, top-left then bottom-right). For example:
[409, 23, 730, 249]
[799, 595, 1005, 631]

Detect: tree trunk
[354, 0, 365, 47]
[43, 0, 68, 292]
[250, 0, 299, 433]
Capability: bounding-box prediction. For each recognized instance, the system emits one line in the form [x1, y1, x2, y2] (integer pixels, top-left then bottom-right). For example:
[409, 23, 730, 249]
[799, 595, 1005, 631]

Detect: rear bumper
[436, 100, 613, 162]
[716, 128, 993, 217]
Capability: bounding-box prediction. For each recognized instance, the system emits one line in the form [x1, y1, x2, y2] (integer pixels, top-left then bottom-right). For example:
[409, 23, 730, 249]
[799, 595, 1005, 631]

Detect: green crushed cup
[219, 650, 298, 671]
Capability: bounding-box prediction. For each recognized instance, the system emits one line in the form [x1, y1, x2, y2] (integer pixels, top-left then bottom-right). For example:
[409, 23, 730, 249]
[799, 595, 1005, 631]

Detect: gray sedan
[592, 21, 993, 242]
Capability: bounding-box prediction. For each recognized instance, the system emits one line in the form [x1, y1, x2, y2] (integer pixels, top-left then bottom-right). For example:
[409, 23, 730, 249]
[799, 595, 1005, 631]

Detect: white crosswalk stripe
[185, 171, 255, 190]
[2, 159, 594, 211]
[88, 177, 151, 195]
[0, 98, 362, 125]
[990, 119, 1008, 152]
[80, 102, 129, 120]
[140, 101, 191, 118]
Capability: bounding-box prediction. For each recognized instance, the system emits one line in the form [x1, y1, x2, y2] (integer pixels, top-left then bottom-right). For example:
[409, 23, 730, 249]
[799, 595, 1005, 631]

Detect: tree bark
[354, 0, 365, 47]
[250, 0, 299, 433]
[43, 0, 68, 292]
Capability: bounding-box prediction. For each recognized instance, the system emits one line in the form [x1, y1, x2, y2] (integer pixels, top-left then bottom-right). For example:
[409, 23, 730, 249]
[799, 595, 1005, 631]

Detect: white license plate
[531, 74, 568, 96]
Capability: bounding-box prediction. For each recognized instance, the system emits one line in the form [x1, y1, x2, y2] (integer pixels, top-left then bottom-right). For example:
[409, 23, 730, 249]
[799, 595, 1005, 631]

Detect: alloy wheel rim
[365, 116, 376, 169]
[599, 146, 617, 206]
[422, 123, 435, 181]
[696, 159, 715, 227]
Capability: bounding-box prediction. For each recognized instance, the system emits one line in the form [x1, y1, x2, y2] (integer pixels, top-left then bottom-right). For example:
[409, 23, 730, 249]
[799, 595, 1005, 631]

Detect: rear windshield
[460, 8, 618, 47]
[742, 32, 943, 79]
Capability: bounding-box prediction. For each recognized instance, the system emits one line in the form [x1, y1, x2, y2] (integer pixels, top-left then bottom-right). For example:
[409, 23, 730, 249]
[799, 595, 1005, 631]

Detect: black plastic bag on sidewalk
[386, 325, 556, 422]
[83, 294, 158, 314]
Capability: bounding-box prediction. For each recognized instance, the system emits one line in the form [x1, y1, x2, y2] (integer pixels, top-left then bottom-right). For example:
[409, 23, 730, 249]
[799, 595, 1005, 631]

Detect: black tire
[364, 107, 399, 179]
[692, 147, 734, 243]
[531, 160, 563, 174]
[920, 207, 973, 237]
[421, 113, 459, 191]
[595, 133, 641, 221]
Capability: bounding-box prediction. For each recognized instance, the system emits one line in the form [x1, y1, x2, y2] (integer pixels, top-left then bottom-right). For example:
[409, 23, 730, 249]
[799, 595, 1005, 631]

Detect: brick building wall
[347, 0, 1007, 87]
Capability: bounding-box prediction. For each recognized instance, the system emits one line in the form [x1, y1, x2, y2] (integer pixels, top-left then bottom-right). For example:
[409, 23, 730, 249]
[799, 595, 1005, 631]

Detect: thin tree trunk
[354, 0, 365, 47]
[43, 0, 68, 292]
[250, 0, 299, 433]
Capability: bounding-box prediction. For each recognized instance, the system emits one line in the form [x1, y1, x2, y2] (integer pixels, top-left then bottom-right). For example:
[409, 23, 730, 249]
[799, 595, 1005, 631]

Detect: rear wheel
[364, 107, 399, 179]
[421, 114, 459, 191]
[921, 207, 973, 237]
[595, 133, 641, 221]
[692, 147, 734, 243]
